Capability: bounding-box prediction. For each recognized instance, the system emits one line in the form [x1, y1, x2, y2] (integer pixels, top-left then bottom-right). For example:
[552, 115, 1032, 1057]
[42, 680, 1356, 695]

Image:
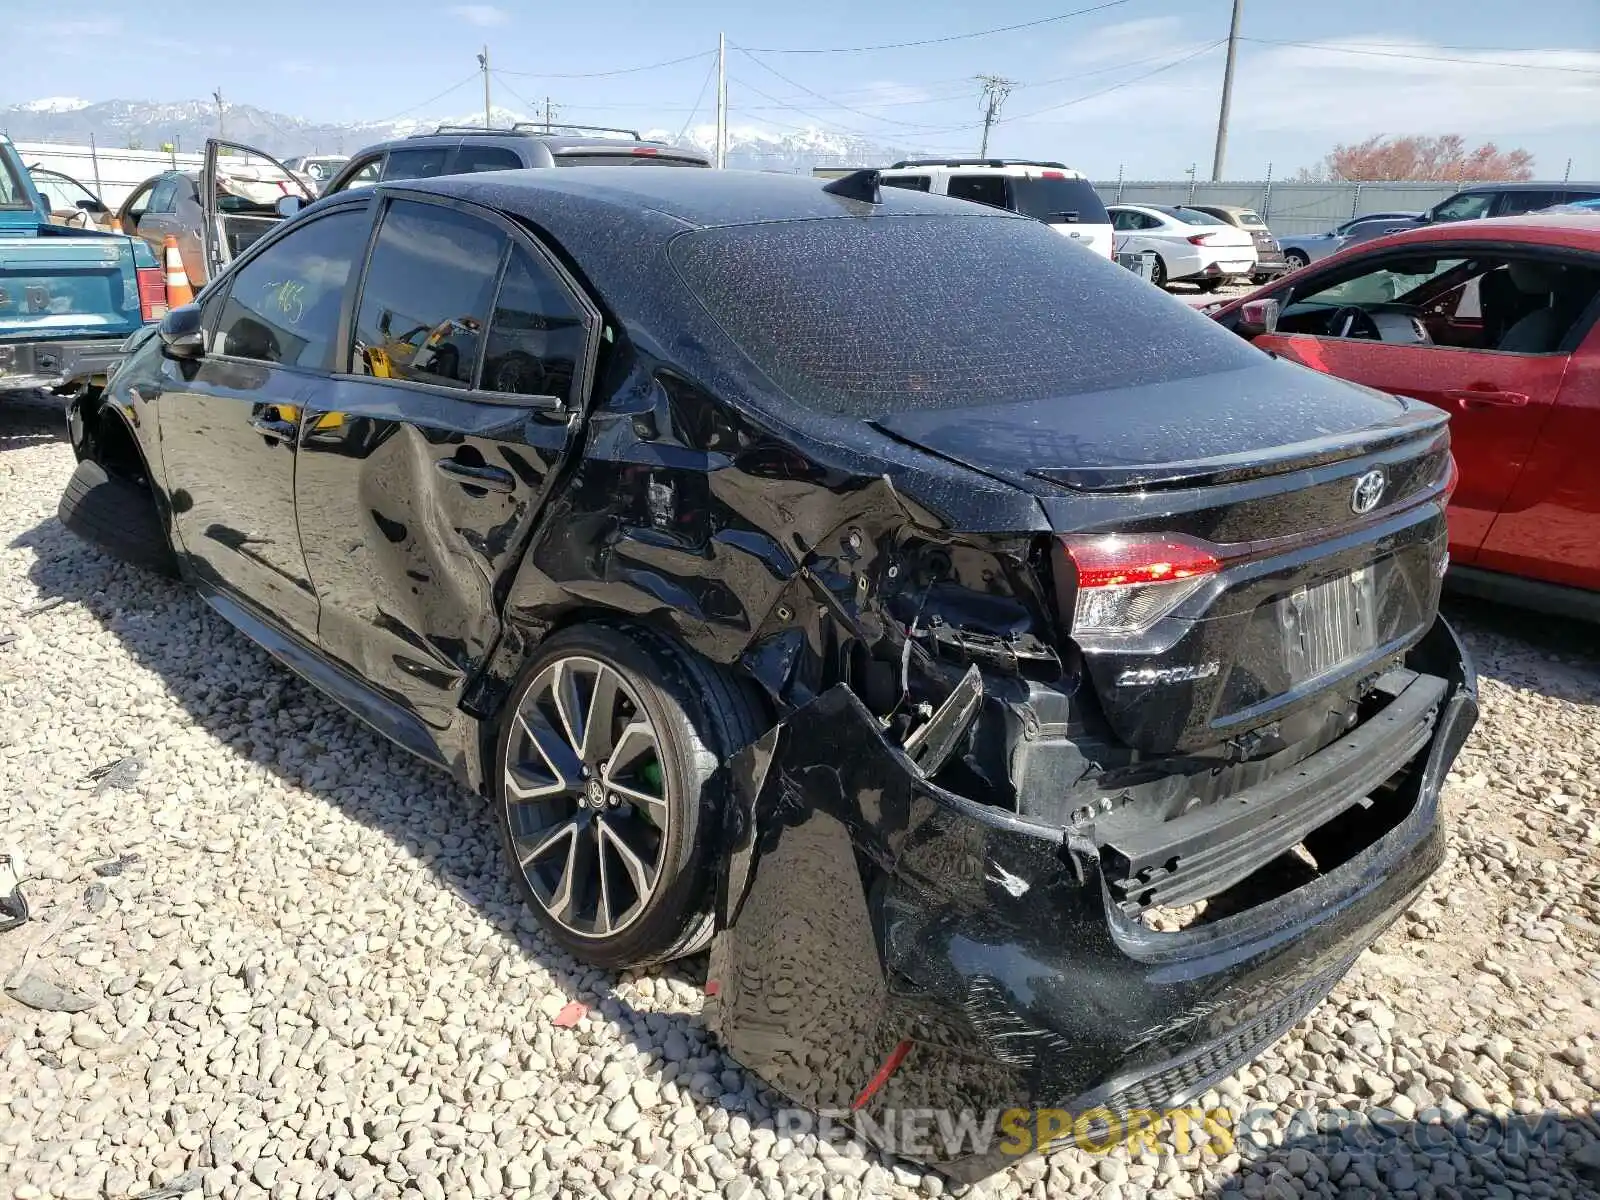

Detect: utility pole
[1210, 0, 1243, 181]
[976, 75, 1015, 158]
[715, 33, 728, 169]
[478, 46, 492, 128]
[541, 98, 559, 132]
[213, 88, 226, 141]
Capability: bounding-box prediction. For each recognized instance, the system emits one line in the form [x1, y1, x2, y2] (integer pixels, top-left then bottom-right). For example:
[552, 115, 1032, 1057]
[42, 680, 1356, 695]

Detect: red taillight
[633, 146, 659, 156]
[1041, 169, 1065, 179]
[136, 266, 168, 322]
[1187, 233, 1216, 246]
[1442, 453, 1460, 501]
[1067, 536, 1222, 589]
[1062, 534, 1223, 638]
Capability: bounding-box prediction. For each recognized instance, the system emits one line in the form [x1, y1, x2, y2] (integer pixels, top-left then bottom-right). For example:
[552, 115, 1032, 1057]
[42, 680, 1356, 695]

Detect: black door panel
[160, 356, 320, 638]
[295, 385, 577, 730]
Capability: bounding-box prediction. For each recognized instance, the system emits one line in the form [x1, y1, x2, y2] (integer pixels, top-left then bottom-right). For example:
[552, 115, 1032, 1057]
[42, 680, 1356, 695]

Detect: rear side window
[1497, 190, 1558, 216]
[1010, 176, 1109, 225]
[352, 200, 504, 388]
[333, 156, 382, 193]
[670, 215, 1260, 418]
[1431, 192, 1494, 221]
[1172, 206, 1227, 226]
[882, 175, 931, 192]
[946, 175, 1010, 210]
[148, 176, 180, 214]
[480, 246, 588, 400]
[382, 147, 450, 182]
[455, 145, 524, 175]
[212, 209, 370, 370]
[1237, 210, 1266, 226]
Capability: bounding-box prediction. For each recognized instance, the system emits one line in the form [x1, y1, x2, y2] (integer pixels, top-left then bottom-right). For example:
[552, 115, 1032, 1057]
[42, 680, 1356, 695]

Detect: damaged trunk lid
[876, 361, 1454, 758]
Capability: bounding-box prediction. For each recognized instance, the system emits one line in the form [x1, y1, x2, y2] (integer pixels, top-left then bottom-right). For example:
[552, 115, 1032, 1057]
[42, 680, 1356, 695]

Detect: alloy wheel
[503, 656, 669, 939]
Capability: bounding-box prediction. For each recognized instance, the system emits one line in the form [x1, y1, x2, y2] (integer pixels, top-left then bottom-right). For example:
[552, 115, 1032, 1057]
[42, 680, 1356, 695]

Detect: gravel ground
[3, 390, 1599, 1200]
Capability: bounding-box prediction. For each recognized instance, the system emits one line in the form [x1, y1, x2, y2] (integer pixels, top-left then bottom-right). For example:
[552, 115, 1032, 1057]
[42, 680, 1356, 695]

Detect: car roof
[1192, 203, 1255, 214]
[381, 165, 1018, 230]
[1353, 212, 1600, 253]
[1448, 181, 1600, 192]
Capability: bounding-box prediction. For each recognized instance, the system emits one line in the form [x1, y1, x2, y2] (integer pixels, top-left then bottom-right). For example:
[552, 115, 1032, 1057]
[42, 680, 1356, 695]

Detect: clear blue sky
[11, 0, 1600, 177]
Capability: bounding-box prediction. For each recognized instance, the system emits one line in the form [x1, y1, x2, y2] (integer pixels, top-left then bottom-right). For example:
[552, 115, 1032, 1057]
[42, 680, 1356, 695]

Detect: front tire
[1284, 249, 1309, 270]
[1150, 255, 1168, 289]
[57, 458, 177, 577]
[494, 624, 765, 969]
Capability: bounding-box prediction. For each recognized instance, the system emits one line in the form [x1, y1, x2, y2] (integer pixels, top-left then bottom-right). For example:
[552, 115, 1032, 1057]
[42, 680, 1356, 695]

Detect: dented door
[294, 192, 597, 734]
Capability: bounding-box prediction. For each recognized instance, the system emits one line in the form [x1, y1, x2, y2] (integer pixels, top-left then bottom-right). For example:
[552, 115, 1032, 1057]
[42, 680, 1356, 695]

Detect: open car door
[200, 137, 316, 284]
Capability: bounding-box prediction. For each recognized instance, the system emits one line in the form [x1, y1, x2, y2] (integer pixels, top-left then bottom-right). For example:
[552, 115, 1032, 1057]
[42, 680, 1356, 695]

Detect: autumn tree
[1294, 135, 1535, 182]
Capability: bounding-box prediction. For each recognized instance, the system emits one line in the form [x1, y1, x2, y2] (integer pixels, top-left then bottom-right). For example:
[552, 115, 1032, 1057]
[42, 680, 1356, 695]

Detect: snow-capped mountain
[0, 97, 918, 173]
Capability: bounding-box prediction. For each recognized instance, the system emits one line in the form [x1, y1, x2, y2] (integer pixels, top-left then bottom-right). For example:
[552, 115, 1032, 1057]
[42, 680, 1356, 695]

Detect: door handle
[249, 411, 297, 442]
[435, 458, 515, 493]
[1443, 388, 1529, 409]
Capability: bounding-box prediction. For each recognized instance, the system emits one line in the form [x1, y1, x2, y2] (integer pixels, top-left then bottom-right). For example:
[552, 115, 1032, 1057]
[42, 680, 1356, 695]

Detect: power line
[1005, 40, 1226, 122]
[735, 47, 967, 131]
[677, 54, 720, 142]
[368, 71, 481, 125]
[1240, 38, 1600, 74]
[741, 0, 1131, 54]
[491, 71, 540, 117]
[495, 49, 714, 79]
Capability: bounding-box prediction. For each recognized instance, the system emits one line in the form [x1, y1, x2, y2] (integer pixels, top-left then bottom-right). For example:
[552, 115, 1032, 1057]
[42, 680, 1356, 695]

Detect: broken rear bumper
[707, 617, 1475, 1181]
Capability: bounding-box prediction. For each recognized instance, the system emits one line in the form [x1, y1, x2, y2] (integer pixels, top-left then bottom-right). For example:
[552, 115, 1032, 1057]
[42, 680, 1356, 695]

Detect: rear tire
[1284, 249, 1309, 270]
[1197, 278, 1226, 293]
[494, 624, 766, 969]
[1150, 256, 1168, 289]
[58, 459, 177, 577]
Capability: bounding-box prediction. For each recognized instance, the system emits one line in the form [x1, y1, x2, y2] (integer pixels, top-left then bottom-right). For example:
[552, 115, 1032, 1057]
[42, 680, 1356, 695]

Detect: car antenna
[822, 169, 882, 205]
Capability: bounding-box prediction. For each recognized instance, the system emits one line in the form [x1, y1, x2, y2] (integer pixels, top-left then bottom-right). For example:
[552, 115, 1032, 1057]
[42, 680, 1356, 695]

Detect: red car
[1208, 214, 1600, 619]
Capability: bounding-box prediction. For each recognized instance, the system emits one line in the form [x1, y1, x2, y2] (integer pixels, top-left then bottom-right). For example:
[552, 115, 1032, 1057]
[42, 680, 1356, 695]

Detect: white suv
[877, 159, 1114, 259]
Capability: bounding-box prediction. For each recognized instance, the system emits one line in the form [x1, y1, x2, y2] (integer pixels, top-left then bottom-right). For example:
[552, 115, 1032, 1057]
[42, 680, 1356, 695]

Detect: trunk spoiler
[1026, 407, 1449, 493]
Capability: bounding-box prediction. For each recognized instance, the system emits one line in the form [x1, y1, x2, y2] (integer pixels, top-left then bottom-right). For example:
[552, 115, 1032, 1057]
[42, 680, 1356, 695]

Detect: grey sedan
[1277, 212, 1421, 269]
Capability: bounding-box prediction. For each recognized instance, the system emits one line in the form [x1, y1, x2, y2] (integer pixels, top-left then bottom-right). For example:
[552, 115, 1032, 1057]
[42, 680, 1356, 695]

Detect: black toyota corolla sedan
[60, 167, 1476, 1179]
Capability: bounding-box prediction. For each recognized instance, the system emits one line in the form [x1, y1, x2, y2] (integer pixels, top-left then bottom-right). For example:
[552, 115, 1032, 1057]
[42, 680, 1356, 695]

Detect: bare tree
[1297, 135, 1535, 183]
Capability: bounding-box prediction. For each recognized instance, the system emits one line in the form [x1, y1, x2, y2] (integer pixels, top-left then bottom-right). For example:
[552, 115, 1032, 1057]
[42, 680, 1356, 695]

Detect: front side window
[0, 150, 26, 208]
[454, 145, 524, 174]
[122, 180, 157, 220]
[881, 175, 931, 192]
[1430, 193, 1494, 222]
[480, 246, 588, 400]
[1296, 257, 1468, 308]
[1496, 190, 1557, 217]
[946, 175, 1010, 211]
[381, 147, 451, 182]
[352, 200, 504, 388]
[27, 168, 99, 211]
[212, 208, 370, 370]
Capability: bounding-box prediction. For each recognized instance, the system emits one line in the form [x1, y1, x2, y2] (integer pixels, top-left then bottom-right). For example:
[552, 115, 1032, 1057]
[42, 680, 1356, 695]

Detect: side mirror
[159, 304, 207, 360]
[275, 195, 304, 219]
[76, 198, 108, 214]
[1237, 297, 1281, 337]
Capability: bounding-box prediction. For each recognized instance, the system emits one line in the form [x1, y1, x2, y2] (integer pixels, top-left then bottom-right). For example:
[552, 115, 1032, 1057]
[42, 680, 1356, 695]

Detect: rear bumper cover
[0, 336, 129, 391]
[708, 617, 1474, 1181]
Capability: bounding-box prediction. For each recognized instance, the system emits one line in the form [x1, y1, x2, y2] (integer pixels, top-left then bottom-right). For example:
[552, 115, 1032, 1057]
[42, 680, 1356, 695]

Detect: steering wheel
[1327, 305, 1381, 340]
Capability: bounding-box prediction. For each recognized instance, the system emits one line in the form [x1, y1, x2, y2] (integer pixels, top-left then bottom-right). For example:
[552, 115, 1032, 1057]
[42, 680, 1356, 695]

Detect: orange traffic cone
[162, 236, 194, 308]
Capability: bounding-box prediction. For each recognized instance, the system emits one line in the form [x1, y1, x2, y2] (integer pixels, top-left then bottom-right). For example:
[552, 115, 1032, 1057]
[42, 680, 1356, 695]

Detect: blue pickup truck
[1, 134, 165, 397]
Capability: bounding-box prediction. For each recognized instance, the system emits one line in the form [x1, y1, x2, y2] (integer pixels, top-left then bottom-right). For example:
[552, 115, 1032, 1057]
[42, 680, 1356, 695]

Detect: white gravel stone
[3, 390, 1600, 1200]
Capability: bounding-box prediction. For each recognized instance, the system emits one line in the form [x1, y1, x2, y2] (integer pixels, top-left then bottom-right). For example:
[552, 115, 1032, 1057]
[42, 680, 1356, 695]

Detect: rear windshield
[669, 215, 1259, 418]
[1010, 176, 1109, 225]
[1170, 206, 1228, 226]
[1236, 210, 1266, 226]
